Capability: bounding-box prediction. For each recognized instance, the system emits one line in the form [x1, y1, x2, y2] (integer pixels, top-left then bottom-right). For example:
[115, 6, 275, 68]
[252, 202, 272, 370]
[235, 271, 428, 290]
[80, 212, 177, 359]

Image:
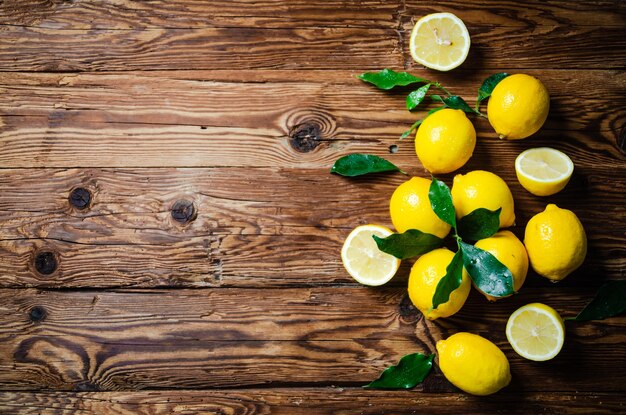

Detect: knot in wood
[171, 200, 196, 224]
[289, 123, 321, 153]
[398, 293, 419, 322]
[69, 187, 92, 210]
[34, 251, 58, 275]
[28, 306, 47, 323]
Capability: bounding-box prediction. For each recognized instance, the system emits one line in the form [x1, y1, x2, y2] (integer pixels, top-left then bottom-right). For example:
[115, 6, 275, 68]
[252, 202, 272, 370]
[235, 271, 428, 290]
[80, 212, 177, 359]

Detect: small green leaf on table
[363, 352, 435, 389]
[567, 281, 626, 322]
[460, 241, 515, 298]
[432, 249, 464, 309]
[476, 73, 509, 110]
[373, 229, 444, 260]
[358, 68, 429, 90]
[429, 178, 456, 228]
[406, 83, 431, 111]
[457, 208, 502, 241]
[330, 154, 405, 177]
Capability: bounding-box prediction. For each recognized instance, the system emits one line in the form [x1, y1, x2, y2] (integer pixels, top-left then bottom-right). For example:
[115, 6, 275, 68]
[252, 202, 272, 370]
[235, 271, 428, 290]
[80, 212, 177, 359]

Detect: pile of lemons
[341, 70, 587, 395]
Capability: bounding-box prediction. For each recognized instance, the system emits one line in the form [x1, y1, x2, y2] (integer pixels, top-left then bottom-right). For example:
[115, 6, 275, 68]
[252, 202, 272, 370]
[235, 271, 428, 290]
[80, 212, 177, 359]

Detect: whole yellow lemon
[474, 230, 529, 301]
[487, 74, 549, 140]
[408, 248, 471, 320]
[524, 204, 587, 281]
[437, 332, 511, 395]
[451, 170, 515, 228]
[389, 176, 451, 238]
[415, 108, 476, 174]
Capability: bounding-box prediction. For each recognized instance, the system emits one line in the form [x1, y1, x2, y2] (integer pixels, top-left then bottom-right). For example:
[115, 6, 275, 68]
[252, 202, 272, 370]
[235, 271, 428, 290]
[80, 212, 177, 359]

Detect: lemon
[408, 248, 471, 320]
[451, 170, 515, 228]
[487, 74, 550, 140]
[389, 176, 451, 238]
[415, 109, 476, 174]
[506, 303, 565, 361]
[437, 332, 511, 395]
[524, 204, 587, 281]
[474, 230, 528, 301]
[515, 147, 574, 196]
[341, 225, 401, 286]
[409, 12, 471, 71]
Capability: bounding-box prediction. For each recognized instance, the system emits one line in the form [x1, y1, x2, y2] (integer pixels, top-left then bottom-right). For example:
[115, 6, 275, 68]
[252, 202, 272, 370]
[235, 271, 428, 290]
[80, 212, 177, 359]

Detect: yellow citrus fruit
[409, 12, 471, 71]
[474, 230, 529, 301]
[408, 248, 471, 320]
[414, 109, 476, 174]
[506, 303, 565, 361]
[389, 176, 451, 238]
[515, 147, 574, 196]
[487, 74, 550, 140]
[524, 204, 587, 281]
[437, 332, 511, 395]
[341, 225, 401, 286]
[451, 170, 515, 228]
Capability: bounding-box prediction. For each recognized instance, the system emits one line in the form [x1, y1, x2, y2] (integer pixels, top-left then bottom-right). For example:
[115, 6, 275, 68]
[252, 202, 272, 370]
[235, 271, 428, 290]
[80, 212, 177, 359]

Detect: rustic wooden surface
[1, 0, 625, 413]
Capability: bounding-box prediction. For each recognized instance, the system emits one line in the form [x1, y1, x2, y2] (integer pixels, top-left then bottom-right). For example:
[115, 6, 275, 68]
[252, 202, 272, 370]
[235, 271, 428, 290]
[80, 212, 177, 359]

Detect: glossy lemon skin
[437, 332, 511, 396]
[524, 204, 587, 281]
[451, 170, 516, 229]
[389, 176, 452, 238]
[408, 248, 471, 320]
[415, 109, 476, 174]
[487, 74, 550, 140]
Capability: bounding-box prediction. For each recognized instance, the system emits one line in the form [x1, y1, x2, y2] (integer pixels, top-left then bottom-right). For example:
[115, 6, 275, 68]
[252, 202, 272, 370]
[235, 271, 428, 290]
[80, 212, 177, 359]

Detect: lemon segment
[409, 12, 471, 71]
[506, 303, 565, 361]
[341, 225, 401, 286]
[515, 147, 574, 196]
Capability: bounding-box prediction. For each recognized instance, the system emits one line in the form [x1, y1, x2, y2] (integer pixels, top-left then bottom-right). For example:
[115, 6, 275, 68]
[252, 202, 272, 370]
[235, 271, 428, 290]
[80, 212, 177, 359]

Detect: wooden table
[1, 1, 625, 413]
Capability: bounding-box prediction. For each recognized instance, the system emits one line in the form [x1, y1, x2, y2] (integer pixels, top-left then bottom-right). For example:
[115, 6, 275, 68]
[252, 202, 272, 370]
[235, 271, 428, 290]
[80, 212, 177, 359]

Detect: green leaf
[460, 241, 515, 298]
[330, 154, 405, 177]
[457, 208, 502, 241]
[432, 249, 464, 309]
[567, 281, 626, 322]
[429, 178, 456, 228]
[373, 229, 444, 260]
[476, 73, 509, 110]
[442, 95, 476, 114]
[363, 353, 435, 389]
[430, 94, 444, 103]
[358, 68, 430, 90]
[406, 84, 431, 111]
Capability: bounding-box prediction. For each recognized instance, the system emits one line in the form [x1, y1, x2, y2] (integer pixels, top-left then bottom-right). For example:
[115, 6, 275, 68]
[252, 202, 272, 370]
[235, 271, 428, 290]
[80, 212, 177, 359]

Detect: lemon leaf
[568, 281, 626, 322]
[406, 83, 431, 111]
[429, 178, 456, 228]
[457, 208, 501, 241]
[330, 154, 406, 177]
[460, 241, 515, 298]
[476, 73, 509, 110]
[432, 249, 464, 309]
[363, 352, 434, 389]
[373, 229, 444, 260]
[358, 68, 430, 90]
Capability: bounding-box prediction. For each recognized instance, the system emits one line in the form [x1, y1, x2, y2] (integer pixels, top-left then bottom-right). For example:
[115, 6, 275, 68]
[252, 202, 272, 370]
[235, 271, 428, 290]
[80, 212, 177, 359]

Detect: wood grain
[1, 390, 625, 415]
[1, 70, 624, 168]
[0, 167, 623, 288]
[1, 288, 624, 392]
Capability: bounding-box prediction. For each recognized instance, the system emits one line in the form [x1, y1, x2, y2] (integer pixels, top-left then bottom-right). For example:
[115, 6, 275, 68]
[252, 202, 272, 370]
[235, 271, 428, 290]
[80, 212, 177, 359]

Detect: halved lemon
[515, 147, 574, 196]
[341, 224, 401, 286]
[409, 12, 471, 71]
[506, 303, 565, 361]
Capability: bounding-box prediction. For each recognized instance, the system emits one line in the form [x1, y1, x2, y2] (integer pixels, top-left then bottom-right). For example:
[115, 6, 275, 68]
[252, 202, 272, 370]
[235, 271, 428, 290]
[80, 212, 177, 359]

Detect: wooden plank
[0, 70, 624, 168]
[0, 288, 625, 391]
[0, 167, 623, 288]
[0, 390, 624, 414]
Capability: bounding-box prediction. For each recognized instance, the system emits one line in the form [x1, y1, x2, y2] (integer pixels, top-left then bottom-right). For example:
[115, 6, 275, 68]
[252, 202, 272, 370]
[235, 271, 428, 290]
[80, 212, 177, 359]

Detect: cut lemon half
[506, 303, 565, 361]
[515, 147, 574, 196]
[409, 12, 471, 71]
[341, 224, 401, 286]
